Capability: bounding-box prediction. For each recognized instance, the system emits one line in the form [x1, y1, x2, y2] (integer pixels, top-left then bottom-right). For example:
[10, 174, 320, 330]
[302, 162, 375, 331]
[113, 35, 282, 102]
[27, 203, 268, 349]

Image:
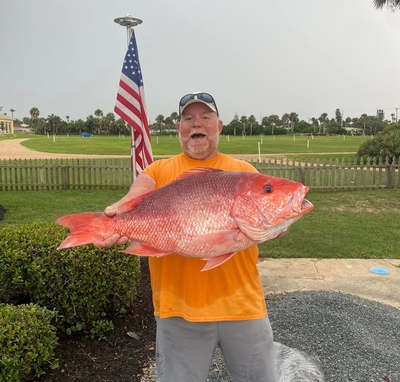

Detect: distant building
[344, 126, 362, 135]
[13, 126, 33, 134]
[0, 113, 14, 134]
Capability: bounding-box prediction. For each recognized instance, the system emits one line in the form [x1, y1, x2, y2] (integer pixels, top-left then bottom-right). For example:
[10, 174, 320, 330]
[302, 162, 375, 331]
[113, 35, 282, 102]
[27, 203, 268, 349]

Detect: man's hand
[93, 206, 129, 248]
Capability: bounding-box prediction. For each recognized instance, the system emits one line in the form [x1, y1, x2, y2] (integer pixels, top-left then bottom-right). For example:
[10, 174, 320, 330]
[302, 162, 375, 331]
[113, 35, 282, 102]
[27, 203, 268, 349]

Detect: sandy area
[0, 138, 355, 161]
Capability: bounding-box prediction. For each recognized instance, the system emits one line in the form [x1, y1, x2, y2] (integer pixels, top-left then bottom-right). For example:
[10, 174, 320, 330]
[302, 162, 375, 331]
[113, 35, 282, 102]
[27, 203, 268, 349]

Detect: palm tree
[94, 109, 103, 135]
[248, 115, 256, 135]
[66, 116, 70, 123]
[29, 107, 40, 133]
[360, 114, 368, 136]
[311, 117, 319, 133]
[155, 114, 164, 133]
[318, 113, 328, 134]
[373, 0, 400, 10]
[10, 109, 15, 118]
[268, 115, 279, 136]
[281, 113, 290, 129]
[288, 112, 299, 134]
[46, 114, 62, 134]
[240, 116, 247, 136]
[104, 113, 115, 135]
[170, 112, 179, 131]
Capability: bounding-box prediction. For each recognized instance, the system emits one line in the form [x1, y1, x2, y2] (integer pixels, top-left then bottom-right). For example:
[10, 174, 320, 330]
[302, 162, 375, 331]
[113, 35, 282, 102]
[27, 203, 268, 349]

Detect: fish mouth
[289, 186, 314, 214]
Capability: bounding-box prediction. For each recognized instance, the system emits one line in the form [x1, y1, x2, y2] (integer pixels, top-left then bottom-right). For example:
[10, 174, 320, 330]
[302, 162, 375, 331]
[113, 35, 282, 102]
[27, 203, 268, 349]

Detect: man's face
[177, 102, 223, 161]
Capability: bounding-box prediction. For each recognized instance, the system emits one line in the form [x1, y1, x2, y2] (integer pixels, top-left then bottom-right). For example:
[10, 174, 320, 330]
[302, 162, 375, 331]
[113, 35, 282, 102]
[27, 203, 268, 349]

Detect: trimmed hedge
[0, 223, 141, 337]
[0, 303, 57, 382]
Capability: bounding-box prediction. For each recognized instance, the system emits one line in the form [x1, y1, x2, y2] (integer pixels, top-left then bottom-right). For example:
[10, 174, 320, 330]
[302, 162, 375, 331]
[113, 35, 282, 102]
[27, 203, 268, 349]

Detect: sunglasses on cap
[179, 92, 219, 116]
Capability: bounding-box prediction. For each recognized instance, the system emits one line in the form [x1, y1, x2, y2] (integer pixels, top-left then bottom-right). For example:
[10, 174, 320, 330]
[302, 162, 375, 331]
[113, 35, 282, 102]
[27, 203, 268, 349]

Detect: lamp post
[114, 14, 143, 46]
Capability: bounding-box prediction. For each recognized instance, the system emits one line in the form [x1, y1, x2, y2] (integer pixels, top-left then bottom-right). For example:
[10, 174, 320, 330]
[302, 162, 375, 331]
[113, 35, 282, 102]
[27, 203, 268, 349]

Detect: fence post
[385, 156, 394, 188]
[300, 166, 306, 185]
[61, 166, 69, 190]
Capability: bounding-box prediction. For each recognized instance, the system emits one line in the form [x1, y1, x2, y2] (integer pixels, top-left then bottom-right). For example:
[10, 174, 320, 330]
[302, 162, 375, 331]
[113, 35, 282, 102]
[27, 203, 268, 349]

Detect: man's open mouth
[191, 133, 206, 140]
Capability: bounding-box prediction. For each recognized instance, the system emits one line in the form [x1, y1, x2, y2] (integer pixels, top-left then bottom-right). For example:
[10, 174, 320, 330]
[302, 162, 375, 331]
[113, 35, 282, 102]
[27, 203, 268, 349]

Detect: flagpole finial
[114, 16, 143, 28]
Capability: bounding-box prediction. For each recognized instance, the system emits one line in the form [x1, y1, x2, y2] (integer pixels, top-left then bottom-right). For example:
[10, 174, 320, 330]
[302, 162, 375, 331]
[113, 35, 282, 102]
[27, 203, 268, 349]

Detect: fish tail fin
[55, 212, 106, 249]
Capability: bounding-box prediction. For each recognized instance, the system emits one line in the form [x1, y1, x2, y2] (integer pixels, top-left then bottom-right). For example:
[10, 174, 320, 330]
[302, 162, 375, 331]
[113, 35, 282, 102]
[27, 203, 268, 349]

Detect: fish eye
[264, 185, 273, 193]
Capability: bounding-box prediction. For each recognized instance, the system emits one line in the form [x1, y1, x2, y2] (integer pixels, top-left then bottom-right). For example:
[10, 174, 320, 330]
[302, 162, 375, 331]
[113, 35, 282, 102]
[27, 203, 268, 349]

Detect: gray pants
[155, 316, 277, 382]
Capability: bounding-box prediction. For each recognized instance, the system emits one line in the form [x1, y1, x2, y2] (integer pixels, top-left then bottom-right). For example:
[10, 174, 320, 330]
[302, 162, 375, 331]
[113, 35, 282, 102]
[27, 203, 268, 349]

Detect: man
[95, 92, 277, 382]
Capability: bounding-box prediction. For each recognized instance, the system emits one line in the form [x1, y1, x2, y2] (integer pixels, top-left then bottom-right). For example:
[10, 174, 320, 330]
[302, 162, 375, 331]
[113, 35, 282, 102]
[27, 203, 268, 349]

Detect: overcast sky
[1, 0, 399, 125]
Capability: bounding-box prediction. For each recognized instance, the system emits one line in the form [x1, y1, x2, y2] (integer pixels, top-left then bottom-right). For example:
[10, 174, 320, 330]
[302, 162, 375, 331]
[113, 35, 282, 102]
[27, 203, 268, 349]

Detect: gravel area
[143, 291, 400, 382]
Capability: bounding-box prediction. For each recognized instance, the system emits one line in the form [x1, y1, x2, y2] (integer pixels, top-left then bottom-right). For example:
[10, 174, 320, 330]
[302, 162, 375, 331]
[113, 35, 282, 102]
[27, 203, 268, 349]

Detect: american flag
[114, 29, 153, 176]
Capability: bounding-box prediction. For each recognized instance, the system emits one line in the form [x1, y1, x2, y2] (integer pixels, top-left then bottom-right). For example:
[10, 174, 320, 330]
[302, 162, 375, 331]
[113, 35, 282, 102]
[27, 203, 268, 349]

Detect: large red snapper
[56, 168, 313, 271]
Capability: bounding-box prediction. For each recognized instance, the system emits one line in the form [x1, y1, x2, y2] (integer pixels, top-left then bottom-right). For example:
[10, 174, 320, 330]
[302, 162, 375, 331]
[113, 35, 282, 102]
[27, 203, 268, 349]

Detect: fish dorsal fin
[169, 167, 223, 184]
[117, 190, 154, 213]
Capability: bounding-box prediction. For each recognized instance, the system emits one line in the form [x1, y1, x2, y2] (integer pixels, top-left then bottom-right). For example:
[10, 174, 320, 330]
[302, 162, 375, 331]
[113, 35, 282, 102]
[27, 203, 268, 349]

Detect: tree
[311, 117, 319, 133]
[73, 119, 85, 135]
[359, 114, 368, 136]
[94, 109, 104, 135]
[240, 116, 247, 135]
[268, 115, 279, 136]
[10, 109, 15, 118]
[335, 109, 342, 125]
[170, 112, 179, 129]
[318, 113, 328, 134]
[288, 112, 298, 134]
[261, 116, 269, 128]
[373, 0, 400, 10]
[85, 115, 97, 134]
[231, 113, 239, 136]
[29, 107, 40, 132]
[248, 115, 256, 135]
[114, 118, 128, 136]
[46, 114, 62, 134]
[103, 113, 115, 135]
[376, 109, 385, 121]
[281, 113, 290, 129]
[164, 116, 174, 132]
[155, 114, 164, 133]
[66, 116, 70, 122]
[326, 121, 346, 135]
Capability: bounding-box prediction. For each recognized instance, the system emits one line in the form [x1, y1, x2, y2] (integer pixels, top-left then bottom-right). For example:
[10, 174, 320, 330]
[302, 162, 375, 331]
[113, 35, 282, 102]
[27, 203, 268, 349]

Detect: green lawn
[1, 188, 399, 260]
[11, 134, 371, 157]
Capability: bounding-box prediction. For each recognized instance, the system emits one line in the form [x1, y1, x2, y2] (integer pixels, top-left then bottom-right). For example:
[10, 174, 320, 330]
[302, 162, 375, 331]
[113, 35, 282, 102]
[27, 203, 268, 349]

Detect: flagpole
[114, 14, 143, 181]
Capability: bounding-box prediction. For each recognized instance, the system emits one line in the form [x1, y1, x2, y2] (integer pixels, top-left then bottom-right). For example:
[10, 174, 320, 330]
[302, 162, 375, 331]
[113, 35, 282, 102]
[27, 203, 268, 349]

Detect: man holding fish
[58, 92, 313, 381]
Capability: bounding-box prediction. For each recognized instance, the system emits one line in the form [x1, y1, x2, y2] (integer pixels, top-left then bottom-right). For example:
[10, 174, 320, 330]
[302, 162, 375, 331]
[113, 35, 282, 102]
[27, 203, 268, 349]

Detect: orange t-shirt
[142, 153, 267, 322]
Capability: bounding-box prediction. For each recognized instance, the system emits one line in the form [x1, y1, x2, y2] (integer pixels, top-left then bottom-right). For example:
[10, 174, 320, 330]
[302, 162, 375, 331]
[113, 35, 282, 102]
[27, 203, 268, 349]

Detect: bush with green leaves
[0, 223, 140, 336]
[0, 303, 57, 381]
[357, 124, 400, 161]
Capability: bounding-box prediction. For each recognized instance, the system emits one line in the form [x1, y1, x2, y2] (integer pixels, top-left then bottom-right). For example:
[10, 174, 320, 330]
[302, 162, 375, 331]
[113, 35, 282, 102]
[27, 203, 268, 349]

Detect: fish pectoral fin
[121, 241, 170, 257]
[236, 218, 281, 243]
[201, 253, 235, 272]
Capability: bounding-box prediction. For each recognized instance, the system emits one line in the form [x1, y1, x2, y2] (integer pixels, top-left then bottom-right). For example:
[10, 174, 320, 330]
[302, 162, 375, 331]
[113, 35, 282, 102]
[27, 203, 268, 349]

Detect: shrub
[0, 303, 57, 381]
[0, 223, 141, 336]
[357, 127, 400, 161]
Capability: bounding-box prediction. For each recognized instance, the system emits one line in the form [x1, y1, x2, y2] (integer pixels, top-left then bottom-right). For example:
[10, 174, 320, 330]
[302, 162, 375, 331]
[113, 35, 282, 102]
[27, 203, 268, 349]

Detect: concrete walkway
[257, 258, 400, 309]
